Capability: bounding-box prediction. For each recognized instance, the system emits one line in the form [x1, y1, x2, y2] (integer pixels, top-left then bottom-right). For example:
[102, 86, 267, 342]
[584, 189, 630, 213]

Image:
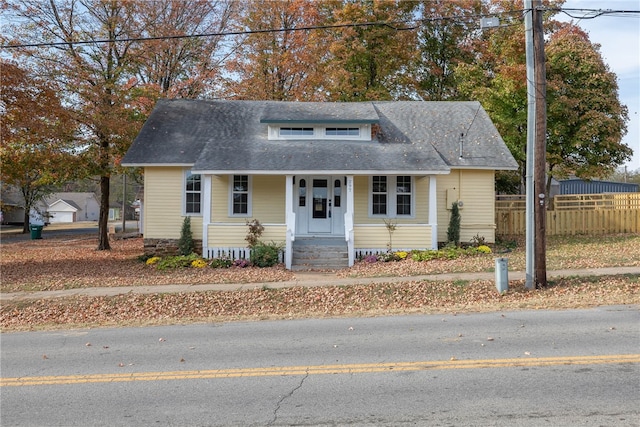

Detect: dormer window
[279, 127, 314, 137]
[268, 124, 370, 141]
[326, 127, 360, 137]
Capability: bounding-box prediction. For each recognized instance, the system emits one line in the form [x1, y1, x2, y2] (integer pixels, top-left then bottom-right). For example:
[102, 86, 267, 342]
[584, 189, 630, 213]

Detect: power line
[2, 7, 635, 50]
[551, 8, 640, 20]
[2, 9, 527, 50]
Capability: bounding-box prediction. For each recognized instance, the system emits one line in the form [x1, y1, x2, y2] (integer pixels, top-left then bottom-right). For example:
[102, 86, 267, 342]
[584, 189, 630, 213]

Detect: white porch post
[285, 175, 295, 269]
[429, 175, 438, 250]
[202, 174, 212, 256]
[345, 175, 355, 266]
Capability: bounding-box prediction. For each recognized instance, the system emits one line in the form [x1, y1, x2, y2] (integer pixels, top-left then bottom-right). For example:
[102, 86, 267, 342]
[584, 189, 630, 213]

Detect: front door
[308, 178, 331, 233]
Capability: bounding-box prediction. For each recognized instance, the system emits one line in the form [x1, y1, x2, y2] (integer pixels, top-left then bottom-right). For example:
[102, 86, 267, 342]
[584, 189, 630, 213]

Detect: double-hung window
[396, 176, 412, 215]
[370, 176, 413, 217]
[372, 176, 387, 215]
[185, 171, 201, 215]
[231, 175, 250, 216]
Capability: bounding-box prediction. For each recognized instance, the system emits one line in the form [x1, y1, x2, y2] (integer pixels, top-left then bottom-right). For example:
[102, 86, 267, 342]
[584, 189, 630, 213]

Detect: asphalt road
[1, 306, 639, 426]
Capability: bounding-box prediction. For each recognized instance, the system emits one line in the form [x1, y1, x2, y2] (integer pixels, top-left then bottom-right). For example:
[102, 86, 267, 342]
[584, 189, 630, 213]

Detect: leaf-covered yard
[1, 233, 639, 331]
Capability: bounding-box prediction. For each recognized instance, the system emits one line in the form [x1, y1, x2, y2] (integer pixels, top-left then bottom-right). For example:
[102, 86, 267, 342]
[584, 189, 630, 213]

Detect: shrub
[447, 202, 461, 247]
[470, 233, 486, 247]
[477, 245, 492, 254]
[145, 256, 161, 265]
[245, 219, 264, 248]
[363, 254, 378, 263]
[250, 241, 282, 267]
[233, 259, 251, 268]
[379, 252, 402, 262]
[156, 254, 200, 270]
[191, 259, 208, 268]
[178, 216, 194, 256]
[395, 251, 408, 260]
[209, 257, 233, 269]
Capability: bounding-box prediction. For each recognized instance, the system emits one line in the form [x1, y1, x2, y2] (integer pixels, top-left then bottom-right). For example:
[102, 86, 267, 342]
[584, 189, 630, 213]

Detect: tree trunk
[22, 210, 30, 234]
[97, 175, 111, 250]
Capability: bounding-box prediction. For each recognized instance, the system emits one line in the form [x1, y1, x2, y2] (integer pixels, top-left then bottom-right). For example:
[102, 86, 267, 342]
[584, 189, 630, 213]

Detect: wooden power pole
[533, 0, 547, 288]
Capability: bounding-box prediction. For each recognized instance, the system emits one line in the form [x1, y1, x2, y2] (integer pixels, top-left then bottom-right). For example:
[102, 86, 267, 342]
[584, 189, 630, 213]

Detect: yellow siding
[211, 176, 232, 222]
[353, 176, 430, 225]
[437, 170, 496, 243]
[252, 176, 285, 223]
[354, 225, 432, 249]
[143, 167, 202, 239]
[353, 176, 369, 223]
[211, 175, 285, 223]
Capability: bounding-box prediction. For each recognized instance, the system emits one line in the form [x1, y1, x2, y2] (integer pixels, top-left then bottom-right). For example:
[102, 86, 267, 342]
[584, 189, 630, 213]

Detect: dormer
[260, 102, 380, 142]
[264, 123, 373, 141]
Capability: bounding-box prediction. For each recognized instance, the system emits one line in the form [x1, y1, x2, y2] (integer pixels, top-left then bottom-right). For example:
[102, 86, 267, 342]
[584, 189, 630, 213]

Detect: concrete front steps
[291, 237, 349, 271]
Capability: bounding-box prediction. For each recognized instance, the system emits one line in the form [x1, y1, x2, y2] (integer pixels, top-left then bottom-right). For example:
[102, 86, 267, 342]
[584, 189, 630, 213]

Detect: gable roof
[44, 192, 98, 208]
[122, 99, 518, 174]
[48, 199, 81, 211]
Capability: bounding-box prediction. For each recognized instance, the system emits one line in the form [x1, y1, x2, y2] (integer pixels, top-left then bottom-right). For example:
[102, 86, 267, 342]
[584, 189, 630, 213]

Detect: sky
[556, 0, 640, 172]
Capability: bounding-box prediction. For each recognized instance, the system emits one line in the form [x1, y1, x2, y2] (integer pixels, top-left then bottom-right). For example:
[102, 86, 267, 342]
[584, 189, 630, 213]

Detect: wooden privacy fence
[496, 192, 640, 236]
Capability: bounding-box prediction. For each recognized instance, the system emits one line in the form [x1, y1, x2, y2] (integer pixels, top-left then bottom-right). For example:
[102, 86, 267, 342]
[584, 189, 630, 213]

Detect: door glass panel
[334, 179, 341, 207]
[299, 179, 306, 207]
[312, 179, 328, 219]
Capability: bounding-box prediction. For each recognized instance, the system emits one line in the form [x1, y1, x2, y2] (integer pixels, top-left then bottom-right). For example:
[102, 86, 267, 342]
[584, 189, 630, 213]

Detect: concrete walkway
[2, 266, 639, 302]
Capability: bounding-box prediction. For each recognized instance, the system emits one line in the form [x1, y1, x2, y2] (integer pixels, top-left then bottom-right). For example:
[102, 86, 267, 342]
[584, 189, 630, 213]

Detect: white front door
[294, 176, 346, 236]
[309, 178, 331, 233]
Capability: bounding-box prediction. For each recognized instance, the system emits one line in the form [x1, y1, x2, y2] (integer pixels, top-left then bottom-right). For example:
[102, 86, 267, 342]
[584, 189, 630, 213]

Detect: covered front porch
[201, 174, 439, 270]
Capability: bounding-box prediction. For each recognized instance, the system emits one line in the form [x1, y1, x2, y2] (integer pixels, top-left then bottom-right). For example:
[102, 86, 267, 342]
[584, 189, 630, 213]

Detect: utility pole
[484, 1, 546, 288]
[532, 0, 547, 288]
[524, 0, 536, 290]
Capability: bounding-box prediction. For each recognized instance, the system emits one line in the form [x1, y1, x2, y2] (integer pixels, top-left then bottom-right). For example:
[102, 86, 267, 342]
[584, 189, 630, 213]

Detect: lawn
[1, 233, 638, 331]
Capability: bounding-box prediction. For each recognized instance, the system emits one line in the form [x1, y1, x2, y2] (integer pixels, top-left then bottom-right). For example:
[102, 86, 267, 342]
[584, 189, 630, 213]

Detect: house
[44, 192, 100, 223]
[121, 100, 518, 269]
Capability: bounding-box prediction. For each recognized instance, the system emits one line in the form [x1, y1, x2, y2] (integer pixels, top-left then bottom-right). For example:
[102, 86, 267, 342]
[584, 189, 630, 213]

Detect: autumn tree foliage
[0, 61, 78, 232]
[2, 0, 633, 208]
[223, 0, 325, 101]
[320, 0, 419, 101]
[3, 0, 235, 249]
[132, 0, 238, 100]
[415, 0, 482, 101]
[545, 25, 631, 184]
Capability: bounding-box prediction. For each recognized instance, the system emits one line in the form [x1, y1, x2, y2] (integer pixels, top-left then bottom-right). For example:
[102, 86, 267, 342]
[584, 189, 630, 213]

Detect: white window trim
[267, 124, 371, 141]
[325, 127, 361, 138]
[183, 170, 202, 216]
[368, 175, 415, 219]
[228, 175, 252, 217]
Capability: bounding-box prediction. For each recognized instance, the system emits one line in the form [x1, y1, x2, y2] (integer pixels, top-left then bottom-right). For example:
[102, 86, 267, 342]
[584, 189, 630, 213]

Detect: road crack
[268, 371, 309, 426]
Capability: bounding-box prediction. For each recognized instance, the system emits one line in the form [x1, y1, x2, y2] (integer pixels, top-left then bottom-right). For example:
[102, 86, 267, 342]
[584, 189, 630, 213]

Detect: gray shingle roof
[121, 99, 518, 174]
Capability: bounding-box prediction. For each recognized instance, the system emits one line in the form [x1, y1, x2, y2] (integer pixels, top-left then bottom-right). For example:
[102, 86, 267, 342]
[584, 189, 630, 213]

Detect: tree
[455, 0, 631, 195]
[223, 0, 325, 101]
[133, 0, 238, 99]
[0, 60, 78, 232]
[4, 0, 236, 249]
[415, 0, 481, 100]
[455, 1, 532, 192]
[321, 0, 419, 101]
[545, 25, 631, 187]
[446, 202, 461, 246]
[178, 216, 194, 255]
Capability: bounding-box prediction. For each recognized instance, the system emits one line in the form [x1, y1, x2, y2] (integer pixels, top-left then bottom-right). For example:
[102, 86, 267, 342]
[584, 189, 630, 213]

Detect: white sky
[556, 0, 640, 172]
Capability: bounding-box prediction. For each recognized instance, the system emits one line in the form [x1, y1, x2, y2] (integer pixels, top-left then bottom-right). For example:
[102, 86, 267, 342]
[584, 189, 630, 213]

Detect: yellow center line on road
[2, 354, 639, 387]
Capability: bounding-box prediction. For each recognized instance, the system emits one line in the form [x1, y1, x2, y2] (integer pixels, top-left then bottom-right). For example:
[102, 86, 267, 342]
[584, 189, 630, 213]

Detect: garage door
[49, 211, 74, 223]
